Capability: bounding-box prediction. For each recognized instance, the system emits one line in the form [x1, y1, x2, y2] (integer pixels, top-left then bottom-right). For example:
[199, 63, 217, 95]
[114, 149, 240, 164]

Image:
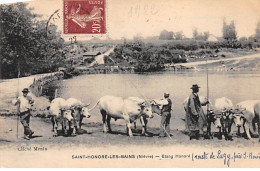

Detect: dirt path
[0, 116, 259, 147]
[179, 51, 260, 67]
[0, 73, 56, 114]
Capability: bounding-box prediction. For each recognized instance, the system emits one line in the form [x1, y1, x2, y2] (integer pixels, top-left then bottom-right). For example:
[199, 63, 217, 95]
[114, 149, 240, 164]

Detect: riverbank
[0, 72, 63, 115]
[72, 50, 260, 74]
[177, 50, 260, 71]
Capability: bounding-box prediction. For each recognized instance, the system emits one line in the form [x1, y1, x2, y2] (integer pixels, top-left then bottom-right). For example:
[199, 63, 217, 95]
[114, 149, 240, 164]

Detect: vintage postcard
[0, 0, 260, 168]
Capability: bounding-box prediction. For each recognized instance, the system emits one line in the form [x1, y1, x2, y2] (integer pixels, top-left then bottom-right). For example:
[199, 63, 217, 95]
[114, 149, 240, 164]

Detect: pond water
[58, 71, 260, 131]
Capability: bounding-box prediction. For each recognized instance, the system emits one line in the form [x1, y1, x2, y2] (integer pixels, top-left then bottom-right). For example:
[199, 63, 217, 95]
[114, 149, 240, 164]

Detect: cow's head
[229, 107, 246, 127]
[81, 104, 91, 118]
[63, 109, 73, 121]
[213, 113, 222, 128]
[208, 109, 222, 128]
[139, 102, 154, 118]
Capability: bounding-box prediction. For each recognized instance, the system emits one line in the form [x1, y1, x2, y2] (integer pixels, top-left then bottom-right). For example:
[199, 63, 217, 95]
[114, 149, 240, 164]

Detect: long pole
[16, 60, 20, 139]
[206, 57, 209, 113]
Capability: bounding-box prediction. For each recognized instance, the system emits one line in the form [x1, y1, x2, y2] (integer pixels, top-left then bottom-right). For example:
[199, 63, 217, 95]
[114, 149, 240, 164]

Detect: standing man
[186, 84, 208, 140]
[153, 92, 172, 138]
[13, 88, 34, 140]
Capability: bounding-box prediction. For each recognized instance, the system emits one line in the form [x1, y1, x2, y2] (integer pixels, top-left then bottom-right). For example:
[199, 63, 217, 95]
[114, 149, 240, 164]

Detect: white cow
[214, 97, 236, 140]
[236, 100, 260, 142]
[128, 97, 154, 136]
[65, 98, 91, 135]
[214, 97, 248, 140]
[215, 97, 244, 128]
[215, 97, 233, 110]
[88, 95, 154, 137]
[48, 98, 73, 137]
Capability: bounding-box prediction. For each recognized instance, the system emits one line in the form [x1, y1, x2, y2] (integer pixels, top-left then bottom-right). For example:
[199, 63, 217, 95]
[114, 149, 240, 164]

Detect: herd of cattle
[46, 95, 260, 142]
[184, 97, 260, 141]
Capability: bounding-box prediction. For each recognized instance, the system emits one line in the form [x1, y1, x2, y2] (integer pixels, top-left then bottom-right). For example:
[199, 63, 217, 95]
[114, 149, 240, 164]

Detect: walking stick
[163, 126, 172, 140]
[16, 60, 20, 139]
[206, 57, 209, 113]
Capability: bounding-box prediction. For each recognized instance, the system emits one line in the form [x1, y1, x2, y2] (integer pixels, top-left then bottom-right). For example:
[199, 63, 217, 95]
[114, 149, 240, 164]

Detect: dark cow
[48, 98, 73, 137]
[205, 109, 222, 138]
[214, 97, 244, 140]
[65, 98, 91, 135]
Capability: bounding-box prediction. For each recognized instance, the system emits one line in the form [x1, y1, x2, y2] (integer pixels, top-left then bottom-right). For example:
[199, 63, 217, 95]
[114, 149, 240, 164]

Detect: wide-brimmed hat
[164, 92, 170, 97]
[190, 84, 200, 89]
[22, 88, 30, 93]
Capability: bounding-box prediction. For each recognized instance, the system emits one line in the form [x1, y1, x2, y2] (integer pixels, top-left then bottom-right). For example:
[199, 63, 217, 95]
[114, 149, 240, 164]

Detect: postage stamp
[63, 0, 106, 34]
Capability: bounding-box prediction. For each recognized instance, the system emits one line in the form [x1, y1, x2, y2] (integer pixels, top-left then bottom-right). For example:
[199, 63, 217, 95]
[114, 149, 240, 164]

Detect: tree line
[159, 20, 260, 44]
[0, 3, 65, 79]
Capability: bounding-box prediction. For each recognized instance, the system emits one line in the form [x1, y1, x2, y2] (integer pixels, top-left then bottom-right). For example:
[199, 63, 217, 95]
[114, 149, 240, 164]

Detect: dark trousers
[159, 112, 171, 137]
[20, 111, 32, 136]
[189, 130, 200, 139]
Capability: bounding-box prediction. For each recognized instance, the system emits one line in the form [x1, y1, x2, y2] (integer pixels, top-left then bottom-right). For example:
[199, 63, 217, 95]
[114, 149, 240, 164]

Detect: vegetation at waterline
[104, 19, 260, 72]
[104, 38, 259, 72]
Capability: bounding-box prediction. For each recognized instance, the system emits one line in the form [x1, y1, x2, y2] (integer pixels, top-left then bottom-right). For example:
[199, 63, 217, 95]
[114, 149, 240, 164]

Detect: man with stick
[186, 84, 209, 140]
[13, 88, 35, 140]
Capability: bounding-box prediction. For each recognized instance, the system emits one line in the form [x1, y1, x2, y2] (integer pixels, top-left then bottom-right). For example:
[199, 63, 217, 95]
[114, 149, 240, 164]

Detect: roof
[208, 35, 218, 42]
[82, 51, 101, 56]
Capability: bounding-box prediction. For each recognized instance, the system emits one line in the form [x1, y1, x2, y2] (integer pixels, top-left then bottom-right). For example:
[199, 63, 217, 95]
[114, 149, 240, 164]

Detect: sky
[2, 0, 260, 40]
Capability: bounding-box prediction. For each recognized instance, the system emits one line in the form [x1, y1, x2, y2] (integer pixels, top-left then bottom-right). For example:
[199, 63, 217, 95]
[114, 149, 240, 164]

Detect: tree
[203, 32, 210, 41]
[175, 31, 184, 40]
[0, 3, 64, 78]
[159, 30, 173, 40]
[193, 28, 210, 41]
[222, 20, 237, 41]
[255, 20, 260, 42]
[192, 28, 199, 40]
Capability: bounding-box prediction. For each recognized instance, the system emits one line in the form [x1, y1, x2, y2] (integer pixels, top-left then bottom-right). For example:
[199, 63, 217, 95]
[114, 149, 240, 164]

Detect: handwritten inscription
[191, 150, 260, 167]
[128, 4, 159, 18]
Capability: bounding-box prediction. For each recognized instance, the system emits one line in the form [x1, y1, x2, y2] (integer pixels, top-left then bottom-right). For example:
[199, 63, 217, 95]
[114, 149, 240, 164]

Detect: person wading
[13, 88, 35, 140]
[186, 84, 209, 140]
[153, 92, 172, 138]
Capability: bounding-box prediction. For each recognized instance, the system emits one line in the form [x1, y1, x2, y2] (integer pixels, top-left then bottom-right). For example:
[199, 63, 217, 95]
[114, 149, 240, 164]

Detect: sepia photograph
[0, 0, 260, 168]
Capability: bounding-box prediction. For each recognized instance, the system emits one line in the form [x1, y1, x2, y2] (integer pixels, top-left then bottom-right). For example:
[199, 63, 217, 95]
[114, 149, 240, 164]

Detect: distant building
[208, 35, 218, 42]
[82, 51, 101, 64]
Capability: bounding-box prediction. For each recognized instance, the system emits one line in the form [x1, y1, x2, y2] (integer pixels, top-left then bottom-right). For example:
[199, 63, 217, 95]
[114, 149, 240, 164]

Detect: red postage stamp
[63, 0, 106, 34]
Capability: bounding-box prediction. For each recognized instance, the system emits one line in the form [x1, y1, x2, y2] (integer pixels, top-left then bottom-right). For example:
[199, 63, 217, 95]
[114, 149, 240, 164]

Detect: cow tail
[88, 100, 100, 112]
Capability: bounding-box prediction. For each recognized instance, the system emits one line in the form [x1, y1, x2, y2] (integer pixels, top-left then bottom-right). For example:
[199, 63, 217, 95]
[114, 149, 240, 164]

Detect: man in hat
[13, 88, 34, 140]
[186, 84, 209, 140]
[153, 92, 172, 138]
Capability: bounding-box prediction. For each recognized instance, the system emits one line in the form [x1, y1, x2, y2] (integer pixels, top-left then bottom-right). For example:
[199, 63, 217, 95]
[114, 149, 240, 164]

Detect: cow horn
[85, 103, 90, 107]
[138, 102, 146, 106]
[241, 107, 246, 111]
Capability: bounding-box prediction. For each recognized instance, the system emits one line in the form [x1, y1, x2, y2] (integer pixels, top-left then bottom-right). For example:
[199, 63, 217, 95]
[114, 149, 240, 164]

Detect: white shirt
[153, 99, 169, 109]
[13, 96, 34, 113]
